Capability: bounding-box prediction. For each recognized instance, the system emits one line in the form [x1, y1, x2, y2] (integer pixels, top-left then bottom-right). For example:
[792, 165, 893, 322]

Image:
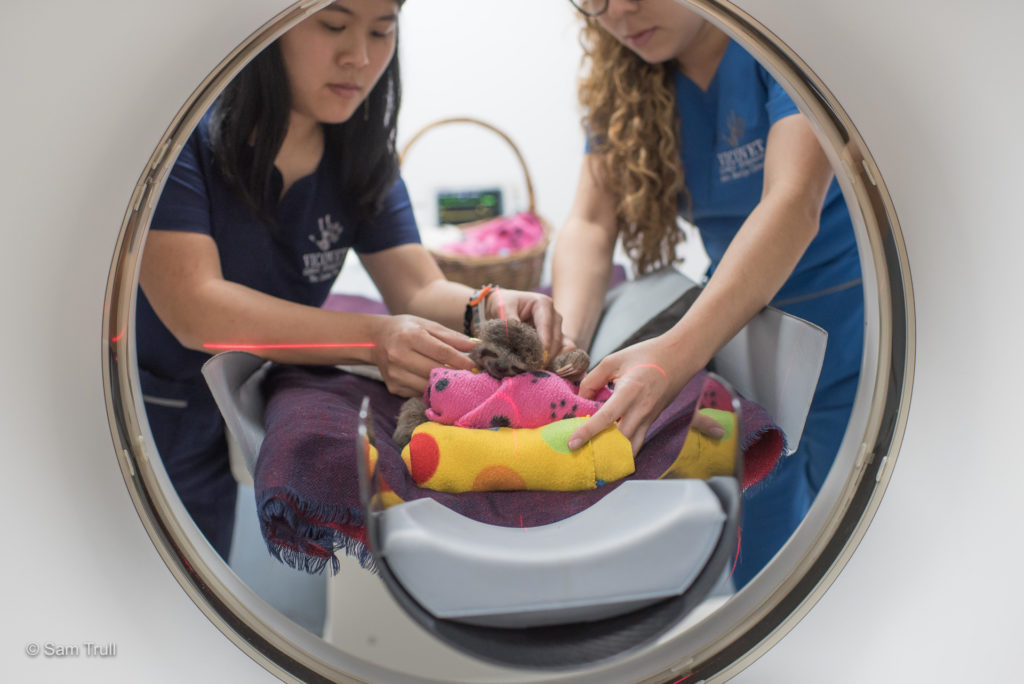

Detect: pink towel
[424, 368, 613, 429]
[439, 212, 545, 257]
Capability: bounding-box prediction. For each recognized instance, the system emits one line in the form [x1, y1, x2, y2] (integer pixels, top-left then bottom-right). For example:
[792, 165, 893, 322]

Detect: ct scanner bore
[5, 0, 1024, 682]
[106, 0, 909, 680]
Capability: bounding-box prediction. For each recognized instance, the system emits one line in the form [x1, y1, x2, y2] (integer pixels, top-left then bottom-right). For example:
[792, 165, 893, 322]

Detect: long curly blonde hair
[578, 18, 688, 275]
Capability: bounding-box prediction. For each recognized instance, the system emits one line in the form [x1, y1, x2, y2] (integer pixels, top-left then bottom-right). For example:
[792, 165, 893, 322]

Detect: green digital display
[437, 188, 503, 225]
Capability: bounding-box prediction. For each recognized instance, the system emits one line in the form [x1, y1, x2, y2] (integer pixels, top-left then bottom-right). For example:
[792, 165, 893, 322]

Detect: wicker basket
[400, 117, 551, 291]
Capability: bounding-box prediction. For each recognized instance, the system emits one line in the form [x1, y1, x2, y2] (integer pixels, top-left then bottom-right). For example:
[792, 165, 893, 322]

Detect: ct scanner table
[4, 0, 1024, 682]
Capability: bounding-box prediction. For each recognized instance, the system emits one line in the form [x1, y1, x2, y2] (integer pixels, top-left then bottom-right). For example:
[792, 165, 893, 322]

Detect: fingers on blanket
[393, 396, 429, 446]
[567, 405, 615, 452]
[690, 411, 726, 439]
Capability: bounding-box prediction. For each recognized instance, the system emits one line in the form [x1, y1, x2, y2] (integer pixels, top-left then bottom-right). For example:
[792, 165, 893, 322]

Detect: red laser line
[729, 525, 742, 579]
[630, 363, 668, 378]
[494, 391, 522, 425]
[202, 342, 375, 350]
[110, 328, 126, 343]
[495, 287, 508, 321]
[493, 287, 510, 338]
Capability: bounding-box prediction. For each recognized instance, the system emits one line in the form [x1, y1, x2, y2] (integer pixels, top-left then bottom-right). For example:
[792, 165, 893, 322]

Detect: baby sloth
[392, 318, 590, 446]
[470, 318, 590, 382]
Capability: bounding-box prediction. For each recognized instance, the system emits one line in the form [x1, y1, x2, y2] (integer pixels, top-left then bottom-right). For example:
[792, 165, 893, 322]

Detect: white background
[335, 0, 709, 298]
[334, 0, 607, 297]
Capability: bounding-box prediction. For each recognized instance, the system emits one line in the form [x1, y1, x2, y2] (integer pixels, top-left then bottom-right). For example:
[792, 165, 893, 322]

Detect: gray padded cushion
[379, 479, 726, 628]
[201, 350, 269, 478]
[589, 267, 701, 364]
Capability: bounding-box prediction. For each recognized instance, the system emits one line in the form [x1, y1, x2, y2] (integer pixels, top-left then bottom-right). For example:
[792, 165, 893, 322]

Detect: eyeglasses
[569, 0, 610, 18]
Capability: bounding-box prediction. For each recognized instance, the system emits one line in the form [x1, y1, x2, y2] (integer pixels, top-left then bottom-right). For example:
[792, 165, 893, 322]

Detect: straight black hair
[209, 20, 403, 227]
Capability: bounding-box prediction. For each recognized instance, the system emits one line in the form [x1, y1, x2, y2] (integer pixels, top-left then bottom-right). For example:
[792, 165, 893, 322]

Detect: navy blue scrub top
[136, 112, 420, 387]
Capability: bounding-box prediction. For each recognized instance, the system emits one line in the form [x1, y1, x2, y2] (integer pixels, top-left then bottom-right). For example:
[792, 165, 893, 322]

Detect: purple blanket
[254, 365, 785, 574]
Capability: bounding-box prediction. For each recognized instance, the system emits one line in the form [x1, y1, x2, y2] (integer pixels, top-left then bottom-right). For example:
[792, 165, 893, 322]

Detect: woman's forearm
[359, 244, 474, 332]
[659, 112, 836, 379]
[140, 230, 391, 366]
[660, 195, 820, 376]
[552, 217, 617, 349]
[403, 277, 475, 331]
[551, 155, 622, 349]
[163, 278, 383, 366]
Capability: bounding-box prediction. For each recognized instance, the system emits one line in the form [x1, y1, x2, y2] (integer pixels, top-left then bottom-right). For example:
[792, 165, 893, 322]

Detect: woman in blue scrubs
[553, 0, 863, 587]
[137, 0, 564, 559]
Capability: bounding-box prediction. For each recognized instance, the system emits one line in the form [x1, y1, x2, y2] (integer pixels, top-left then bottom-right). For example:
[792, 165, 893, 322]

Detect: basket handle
[399, 117, 536, 215]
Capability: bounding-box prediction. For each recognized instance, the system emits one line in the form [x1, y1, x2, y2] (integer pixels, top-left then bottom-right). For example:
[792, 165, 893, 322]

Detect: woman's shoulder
[168, 109, 220, 179]
[718, 40, 796, 115]
[720, 39, 767, 81]
[190, 109, 216, 153]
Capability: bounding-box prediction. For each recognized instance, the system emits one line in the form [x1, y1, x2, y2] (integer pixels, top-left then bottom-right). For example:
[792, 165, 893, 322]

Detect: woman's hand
[370, 314, 477, 397]
[567, 338, 683, 455]
[567, 336, 720, 455]
[486, 288, 567, 361]
[568, 337, 726, 454]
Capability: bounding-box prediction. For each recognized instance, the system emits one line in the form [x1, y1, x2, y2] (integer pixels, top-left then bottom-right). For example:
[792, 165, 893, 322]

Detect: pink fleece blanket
[439, 212, 546, 257]
[424, 368, 613, 429]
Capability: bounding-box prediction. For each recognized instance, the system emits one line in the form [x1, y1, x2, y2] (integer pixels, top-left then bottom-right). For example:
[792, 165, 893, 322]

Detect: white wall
[332, 0, 588, 295]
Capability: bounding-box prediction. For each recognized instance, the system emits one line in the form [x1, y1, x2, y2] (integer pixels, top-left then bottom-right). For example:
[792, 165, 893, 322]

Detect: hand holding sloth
[392, 319, 590, 446]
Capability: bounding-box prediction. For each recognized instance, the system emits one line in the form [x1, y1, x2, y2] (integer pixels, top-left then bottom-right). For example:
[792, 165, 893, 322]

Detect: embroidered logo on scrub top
[717, 110, 765, 182]
[302, 213, 347, 283]
[724, 110, 745, 147]
[309, 213, 344, 251]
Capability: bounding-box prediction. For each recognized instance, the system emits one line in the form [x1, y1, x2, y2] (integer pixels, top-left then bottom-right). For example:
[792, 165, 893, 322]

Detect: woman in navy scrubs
[553, 0, 864, 587]
[137, 0, 564, 558]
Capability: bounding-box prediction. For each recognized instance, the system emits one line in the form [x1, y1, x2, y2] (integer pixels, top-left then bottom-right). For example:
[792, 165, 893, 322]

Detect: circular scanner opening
[102, 1, 914, 681]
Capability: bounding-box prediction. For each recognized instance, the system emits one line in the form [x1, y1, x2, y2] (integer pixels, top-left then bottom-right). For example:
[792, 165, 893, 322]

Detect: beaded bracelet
[463, 284, 496, 336]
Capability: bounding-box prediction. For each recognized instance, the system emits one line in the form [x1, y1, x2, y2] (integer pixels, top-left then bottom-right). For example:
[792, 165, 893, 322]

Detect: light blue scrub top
[676, 40, 862, 308]
[673, 41, 865, 587]
[674, 40, 863, 401]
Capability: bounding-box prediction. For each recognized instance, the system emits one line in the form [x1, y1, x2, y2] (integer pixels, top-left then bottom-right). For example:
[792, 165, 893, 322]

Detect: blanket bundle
[254, 366, 785, 574]
[404, 367, 629, 494]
